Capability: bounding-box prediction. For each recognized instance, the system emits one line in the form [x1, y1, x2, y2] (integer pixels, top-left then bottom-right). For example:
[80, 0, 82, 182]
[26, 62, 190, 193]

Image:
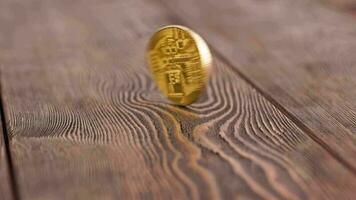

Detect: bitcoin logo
[146, 25, 212, 105]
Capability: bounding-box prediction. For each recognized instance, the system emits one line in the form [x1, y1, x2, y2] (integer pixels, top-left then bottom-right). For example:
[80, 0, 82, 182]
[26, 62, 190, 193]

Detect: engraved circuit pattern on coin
[147, 25, 212, 105]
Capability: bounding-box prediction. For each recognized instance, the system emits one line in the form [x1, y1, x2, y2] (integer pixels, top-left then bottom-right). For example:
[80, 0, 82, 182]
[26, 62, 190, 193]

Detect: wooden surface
[164, 0, 356, 170]
[0, 0, 356, 199]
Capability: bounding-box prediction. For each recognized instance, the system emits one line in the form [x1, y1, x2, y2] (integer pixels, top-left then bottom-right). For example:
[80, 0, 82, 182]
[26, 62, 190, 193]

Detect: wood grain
[0, 0, 355, 199]
[162, 0, 356, 170]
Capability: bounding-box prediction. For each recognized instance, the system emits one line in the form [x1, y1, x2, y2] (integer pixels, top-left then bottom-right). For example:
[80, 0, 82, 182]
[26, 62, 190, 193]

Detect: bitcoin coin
[146, 25, 212, 105]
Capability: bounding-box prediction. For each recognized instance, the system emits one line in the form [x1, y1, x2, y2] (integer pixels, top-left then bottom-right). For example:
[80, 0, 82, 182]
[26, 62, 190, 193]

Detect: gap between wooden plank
[157, 0, 356, 175]
[0, 72, 20, 200]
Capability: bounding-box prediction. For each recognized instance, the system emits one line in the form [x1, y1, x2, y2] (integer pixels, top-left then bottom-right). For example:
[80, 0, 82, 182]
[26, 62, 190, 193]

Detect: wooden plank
[162, 0, 356, 169]
[0, 0, 355, 199]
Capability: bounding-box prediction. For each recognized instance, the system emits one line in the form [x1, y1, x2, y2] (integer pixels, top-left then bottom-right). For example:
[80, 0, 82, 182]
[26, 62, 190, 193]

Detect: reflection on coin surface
[146, 25, 212, 105]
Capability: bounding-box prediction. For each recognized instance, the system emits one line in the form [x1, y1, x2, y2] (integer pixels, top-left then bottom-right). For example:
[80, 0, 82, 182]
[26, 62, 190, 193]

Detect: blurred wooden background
[1, 0, 356, 199]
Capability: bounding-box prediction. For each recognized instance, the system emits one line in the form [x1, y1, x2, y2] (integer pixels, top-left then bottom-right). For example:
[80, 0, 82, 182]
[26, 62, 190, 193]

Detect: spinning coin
[146, 25, 212, 105]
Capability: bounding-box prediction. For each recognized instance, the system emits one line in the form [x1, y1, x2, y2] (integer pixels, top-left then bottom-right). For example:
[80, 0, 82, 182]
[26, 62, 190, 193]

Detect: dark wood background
[1, 0, 356, 199]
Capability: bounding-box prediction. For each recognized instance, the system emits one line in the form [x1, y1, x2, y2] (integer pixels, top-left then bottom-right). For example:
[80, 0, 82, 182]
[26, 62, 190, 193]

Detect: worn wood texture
[0, 0, 356, 199]
[163, 0, 356, 170]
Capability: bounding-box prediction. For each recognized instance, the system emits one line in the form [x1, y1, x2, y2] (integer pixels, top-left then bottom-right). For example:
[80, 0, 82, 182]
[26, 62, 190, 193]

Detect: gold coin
[146, 25, 212, 105]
